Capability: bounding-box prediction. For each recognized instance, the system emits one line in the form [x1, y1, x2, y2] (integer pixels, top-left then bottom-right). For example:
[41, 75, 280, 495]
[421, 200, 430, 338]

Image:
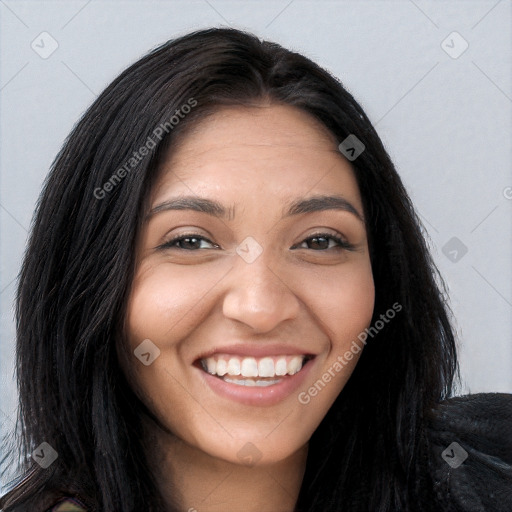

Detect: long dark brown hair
[1, 27, 457, 511]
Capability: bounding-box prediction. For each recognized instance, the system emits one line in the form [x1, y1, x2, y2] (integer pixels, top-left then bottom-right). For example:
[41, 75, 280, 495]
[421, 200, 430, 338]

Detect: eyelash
[295, 232, 355, 251]
[158, 232, 355, 252]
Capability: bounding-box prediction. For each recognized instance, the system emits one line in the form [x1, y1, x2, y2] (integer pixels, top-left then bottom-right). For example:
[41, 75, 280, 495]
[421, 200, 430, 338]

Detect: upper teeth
[201, 355, 307, 378]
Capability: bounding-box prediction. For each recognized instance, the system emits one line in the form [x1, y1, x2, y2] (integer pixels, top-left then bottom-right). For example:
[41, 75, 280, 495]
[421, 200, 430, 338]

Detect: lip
[195, 343, 316, 360]
[197, 356, 315, 407]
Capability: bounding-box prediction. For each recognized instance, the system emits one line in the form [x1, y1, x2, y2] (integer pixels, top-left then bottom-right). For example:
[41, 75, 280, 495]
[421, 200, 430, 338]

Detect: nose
[222, 255, 301, 333]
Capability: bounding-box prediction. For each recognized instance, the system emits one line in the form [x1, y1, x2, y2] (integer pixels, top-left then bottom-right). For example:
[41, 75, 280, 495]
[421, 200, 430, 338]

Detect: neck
[144, 420, 308, 512]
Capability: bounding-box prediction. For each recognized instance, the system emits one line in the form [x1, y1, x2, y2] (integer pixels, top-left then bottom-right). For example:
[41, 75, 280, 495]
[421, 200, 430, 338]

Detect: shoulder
[425, 392, 512, 511]
[45, 497, 87, 511]
[0, 490, 88, 512]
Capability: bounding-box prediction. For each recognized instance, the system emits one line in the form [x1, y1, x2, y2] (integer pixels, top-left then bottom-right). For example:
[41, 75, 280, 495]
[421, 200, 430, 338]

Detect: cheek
[126, 263, 218, 344]
[297, 259, 375, 344]
[122, 266, 203, 428]
[335, 268, 375, 339]
[294, 263, 374, 416]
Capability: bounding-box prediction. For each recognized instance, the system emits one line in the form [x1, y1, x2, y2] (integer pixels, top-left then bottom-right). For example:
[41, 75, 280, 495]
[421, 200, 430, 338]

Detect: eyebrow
[148, 194, 363, 222]
[284, 195, 363, 221]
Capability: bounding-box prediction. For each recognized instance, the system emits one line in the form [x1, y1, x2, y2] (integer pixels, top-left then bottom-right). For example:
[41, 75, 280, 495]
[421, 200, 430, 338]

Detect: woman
[0, 27, 510, 512]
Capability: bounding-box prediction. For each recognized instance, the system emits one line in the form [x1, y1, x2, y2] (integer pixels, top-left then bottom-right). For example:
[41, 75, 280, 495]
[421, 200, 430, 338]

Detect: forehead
[152, 104, 361, 205]
[183, 103, 336, 144]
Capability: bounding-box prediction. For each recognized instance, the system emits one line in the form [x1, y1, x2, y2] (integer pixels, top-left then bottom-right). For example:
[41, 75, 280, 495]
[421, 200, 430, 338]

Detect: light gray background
[1, 0, 511, 481]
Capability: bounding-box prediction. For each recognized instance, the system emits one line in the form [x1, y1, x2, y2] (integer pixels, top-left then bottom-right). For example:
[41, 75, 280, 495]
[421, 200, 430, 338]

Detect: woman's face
[124, 104, 374, 465]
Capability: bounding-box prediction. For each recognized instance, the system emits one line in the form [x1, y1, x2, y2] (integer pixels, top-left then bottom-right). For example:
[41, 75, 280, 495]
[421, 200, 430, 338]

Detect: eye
[292, 232, 355, 251]
[157, 232, 354, 252]
[158, 234, 219, 251]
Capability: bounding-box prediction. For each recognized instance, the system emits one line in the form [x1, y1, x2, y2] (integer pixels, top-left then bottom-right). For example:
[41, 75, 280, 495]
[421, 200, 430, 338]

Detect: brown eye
[293, 233, 354, 251]
[158, 234, 219, 251]
[306, 236, 331, 250]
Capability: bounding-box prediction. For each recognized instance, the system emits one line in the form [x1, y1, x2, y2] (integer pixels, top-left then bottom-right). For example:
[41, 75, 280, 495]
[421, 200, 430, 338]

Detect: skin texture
[123, 104, 375, 512]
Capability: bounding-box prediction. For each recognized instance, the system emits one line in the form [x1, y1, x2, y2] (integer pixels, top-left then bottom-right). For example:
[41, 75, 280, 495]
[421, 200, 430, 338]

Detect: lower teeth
[223, 376, 282, 387]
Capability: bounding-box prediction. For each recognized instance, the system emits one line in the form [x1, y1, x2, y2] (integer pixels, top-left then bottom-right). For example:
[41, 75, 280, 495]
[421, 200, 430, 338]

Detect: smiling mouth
[198, 354, 314, 387]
